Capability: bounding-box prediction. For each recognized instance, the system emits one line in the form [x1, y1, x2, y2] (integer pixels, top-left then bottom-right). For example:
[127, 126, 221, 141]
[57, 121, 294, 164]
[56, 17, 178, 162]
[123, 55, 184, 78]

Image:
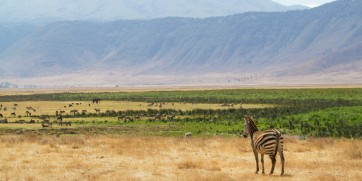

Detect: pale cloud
[272, 0, 336, 7]
[306, 3, 322, 8]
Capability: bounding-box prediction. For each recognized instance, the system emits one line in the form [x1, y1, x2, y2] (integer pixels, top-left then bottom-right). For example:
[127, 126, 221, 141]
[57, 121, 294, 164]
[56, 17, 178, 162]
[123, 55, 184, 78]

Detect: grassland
[2, 88, 362, 102]
[0, 87, 362, 180]
[0, 101, 271, 117]
[0, 135, 361, 181]
[1, 88, 361, 138]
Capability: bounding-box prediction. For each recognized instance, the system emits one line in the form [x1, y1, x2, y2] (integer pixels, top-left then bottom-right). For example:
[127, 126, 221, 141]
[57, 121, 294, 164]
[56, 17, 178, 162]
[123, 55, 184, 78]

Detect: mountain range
[0, 0, 306, 23]
[0, 0, 361, 87]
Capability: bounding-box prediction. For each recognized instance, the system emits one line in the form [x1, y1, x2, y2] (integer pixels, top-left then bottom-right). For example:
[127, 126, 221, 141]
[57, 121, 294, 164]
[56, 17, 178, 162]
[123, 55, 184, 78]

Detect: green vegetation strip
[1, 88, 362, 102]
[0, 88, 361, 138]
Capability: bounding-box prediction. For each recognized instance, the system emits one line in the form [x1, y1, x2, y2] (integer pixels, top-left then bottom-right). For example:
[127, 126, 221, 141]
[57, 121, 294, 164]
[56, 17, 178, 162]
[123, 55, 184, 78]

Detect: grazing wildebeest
[0, 119, 8, 123]
[63, 121, 71, 126]
[94, 108, 101, 114]
[15, 120, 25, 124]
[26, 111, 32, 117]
[42, 123, 52, 128]
[57, 116, 63, 121]
[11, 112, 16, 117]
[167, 115, 175, 121]
[59, 121, 71, 126]
[154, 114, 162, 120]
[26, 107, 36, 112]
[123, 116, 133, 123]
[82, 110, 87, 115]
[118, 115, 125, 121]
[0, 113, 3, 118]
[42, 119, 50, 124]
[40, 115, 50, 120]
[29, 119, 36, 124]
[70, 109, 79, 116]
[92, 98, 101, 104]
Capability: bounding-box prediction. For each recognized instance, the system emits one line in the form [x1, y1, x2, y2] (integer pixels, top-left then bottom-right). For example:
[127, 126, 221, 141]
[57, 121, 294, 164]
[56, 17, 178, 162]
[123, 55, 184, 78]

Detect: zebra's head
[243, 115, 257, 138]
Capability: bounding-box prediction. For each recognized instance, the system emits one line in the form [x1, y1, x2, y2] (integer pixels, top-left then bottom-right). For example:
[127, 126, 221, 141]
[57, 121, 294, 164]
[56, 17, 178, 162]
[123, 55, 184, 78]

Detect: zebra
[242, 115, 285, 176]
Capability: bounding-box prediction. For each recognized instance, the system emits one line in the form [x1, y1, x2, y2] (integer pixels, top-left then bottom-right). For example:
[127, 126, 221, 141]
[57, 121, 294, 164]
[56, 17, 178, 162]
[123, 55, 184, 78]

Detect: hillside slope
[0, 0, 361, 86]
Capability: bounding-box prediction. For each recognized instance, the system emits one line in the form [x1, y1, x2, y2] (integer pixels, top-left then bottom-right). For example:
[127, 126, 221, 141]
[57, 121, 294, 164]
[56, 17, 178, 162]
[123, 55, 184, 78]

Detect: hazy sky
[273, 0, 336, 7]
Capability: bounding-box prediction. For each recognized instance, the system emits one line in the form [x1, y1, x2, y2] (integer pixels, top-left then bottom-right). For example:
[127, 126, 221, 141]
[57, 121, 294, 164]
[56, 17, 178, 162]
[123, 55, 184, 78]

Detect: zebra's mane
[245, 115, 258, 131]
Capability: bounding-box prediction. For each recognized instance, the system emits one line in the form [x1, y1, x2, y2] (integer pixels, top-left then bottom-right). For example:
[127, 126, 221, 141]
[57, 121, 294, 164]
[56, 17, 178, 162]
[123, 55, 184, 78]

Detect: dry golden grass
[0, 135, 360, 181]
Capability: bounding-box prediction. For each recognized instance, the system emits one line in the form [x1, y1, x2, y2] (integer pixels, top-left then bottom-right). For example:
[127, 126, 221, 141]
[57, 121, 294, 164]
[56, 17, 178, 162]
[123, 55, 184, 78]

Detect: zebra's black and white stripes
[242, 115, 285, 175]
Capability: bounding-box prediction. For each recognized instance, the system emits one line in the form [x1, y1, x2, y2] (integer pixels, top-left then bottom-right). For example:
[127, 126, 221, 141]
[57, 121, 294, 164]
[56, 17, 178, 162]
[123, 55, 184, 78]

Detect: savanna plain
[0, 87, 361, 181]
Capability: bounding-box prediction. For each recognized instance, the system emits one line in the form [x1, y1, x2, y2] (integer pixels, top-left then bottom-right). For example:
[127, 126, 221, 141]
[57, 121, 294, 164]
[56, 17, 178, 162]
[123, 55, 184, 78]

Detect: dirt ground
[0, 135, 360, 181]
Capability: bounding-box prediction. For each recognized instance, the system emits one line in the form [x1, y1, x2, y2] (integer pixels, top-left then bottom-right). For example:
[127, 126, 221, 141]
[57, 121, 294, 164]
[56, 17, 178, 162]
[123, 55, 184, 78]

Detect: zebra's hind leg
[261, 153, 265, 174]
[269, 155, 276, 175]
[253, 149, 259, 174]
[280, 150, 285, 176]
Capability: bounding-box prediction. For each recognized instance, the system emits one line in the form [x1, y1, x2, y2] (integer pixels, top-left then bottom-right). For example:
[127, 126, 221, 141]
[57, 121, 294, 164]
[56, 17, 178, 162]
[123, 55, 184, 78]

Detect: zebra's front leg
[253, 149, 259, 174]
[261, 153, 265, 174]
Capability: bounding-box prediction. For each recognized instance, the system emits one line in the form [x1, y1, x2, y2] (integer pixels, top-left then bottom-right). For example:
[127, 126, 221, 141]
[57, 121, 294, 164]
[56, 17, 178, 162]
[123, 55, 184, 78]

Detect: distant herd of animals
[0, 99, 285, 176]
[0, 99, 181, 126]
[0, 99, 103, 128]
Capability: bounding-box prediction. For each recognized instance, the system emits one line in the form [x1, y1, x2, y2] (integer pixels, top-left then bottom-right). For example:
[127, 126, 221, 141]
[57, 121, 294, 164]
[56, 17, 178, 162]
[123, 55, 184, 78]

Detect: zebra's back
[253, 129, 283, 156]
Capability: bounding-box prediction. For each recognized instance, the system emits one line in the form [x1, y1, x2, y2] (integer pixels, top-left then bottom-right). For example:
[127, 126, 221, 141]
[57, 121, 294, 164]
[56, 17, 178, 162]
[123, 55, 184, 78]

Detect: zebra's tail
[273, 130, 281, 157]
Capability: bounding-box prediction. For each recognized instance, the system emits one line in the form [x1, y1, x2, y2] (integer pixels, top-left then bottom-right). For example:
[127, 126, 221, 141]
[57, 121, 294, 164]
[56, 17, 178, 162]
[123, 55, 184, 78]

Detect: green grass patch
[1, 88, 362, 138]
